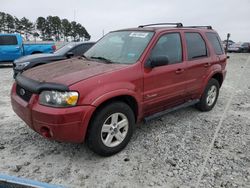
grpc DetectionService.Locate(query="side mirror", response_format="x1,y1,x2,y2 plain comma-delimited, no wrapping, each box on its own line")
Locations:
145,55,169,68
66,52,74,58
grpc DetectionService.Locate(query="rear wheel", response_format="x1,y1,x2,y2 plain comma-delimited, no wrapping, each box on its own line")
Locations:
87,102,135,156
196,78,220,112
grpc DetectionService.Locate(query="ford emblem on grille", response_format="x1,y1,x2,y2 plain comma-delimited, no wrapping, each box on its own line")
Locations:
19,88,26,96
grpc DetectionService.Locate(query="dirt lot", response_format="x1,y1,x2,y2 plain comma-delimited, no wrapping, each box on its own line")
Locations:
0,54,249,188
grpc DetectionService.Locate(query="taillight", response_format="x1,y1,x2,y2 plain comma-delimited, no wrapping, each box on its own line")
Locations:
52,45,56,51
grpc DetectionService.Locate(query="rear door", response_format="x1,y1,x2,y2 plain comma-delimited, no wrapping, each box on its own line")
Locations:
184,32,213,99
0,35,22,61
143,32,187,116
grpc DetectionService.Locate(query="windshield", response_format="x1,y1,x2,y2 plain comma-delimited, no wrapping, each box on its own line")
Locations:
84,31,154,64
54,43,76,55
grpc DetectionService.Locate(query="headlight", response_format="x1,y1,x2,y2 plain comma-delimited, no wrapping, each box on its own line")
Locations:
16,62,30,70
39,90,79,107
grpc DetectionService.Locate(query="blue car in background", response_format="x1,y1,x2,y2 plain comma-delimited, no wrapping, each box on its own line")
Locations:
0,33,56,63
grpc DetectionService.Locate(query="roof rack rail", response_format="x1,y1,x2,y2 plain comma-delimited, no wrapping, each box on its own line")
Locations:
184,26,213,29
138,23,183,28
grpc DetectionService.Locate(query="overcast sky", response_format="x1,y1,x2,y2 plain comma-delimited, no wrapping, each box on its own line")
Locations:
1,0,250,42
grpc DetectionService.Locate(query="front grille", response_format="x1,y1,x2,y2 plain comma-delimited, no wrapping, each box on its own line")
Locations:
16,84,33,102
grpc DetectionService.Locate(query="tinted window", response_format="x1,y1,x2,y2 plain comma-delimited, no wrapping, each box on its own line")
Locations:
185,33,207,60
0,36,18,45
70,44,93,56
71,45,83,56
206,33,224,55
150,33,182,64
54,43,76,55
79,43,94,53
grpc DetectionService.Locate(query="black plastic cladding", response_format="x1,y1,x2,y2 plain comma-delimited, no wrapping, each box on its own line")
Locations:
15,74,69,94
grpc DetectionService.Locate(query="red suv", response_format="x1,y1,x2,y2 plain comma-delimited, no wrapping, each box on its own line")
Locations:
11,23,227,156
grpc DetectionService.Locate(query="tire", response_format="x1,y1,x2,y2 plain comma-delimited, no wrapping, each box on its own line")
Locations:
87,102,135,156
196,78,220,112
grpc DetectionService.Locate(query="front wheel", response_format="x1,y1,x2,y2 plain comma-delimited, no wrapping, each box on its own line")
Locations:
87,102,135,156
196,78,220,112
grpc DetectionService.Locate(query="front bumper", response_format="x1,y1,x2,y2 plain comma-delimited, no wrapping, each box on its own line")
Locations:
11,83,96,143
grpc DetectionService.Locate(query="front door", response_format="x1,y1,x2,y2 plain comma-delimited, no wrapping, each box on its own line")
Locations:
143,32,187,116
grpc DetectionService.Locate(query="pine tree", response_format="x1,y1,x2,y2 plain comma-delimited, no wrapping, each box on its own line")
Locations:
0,12,6,32
71,21,78,41
36,17,46,40
5,14,15,32
61,18,71,41
20,17,34,40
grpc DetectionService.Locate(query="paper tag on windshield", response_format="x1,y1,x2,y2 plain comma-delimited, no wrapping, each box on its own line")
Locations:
129,32,148,38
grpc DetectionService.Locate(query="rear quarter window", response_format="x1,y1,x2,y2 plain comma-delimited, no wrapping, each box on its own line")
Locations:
0,36,18,45
206,32,224,55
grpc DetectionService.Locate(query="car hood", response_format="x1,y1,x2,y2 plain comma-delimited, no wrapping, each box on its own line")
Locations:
22,57,129,86
14,53,63,64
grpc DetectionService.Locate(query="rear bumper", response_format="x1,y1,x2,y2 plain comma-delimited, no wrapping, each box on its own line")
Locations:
11,83,95,143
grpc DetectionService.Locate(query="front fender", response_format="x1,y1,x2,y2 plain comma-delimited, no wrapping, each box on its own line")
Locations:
72,81,143,121
91,89,140,106
90,88,143,122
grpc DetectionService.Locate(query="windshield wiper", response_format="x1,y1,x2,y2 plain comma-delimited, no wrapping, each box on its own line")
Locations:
90,56,113,64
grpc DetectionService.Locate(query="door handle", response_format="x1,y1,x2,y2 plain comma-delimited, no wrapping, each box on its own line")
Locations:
204,62,211,67
175,68,184,74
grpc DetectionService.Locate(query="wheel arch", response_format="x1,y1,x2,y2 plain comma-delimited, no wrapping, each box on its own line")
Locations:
211,72,223,87
200,71,224,99
91,94,139,123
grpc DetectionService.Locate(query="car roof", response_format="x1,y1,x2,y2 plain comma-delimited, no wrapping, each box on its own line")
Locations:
117,27,215,33
115,23,215,34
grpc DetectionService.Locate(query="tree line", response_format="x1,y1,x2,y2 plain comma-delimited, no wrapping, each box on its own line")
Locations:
0,12,91,41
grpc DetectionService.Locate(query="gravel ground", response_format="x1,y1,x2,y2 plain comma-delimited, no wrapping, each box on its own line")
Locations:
0,54,249,188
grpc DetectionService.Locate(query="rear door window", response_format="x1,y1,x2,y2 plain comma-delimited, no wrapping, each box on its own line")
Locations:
206,32,224,55
185,33,208,60
0,36,18,45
